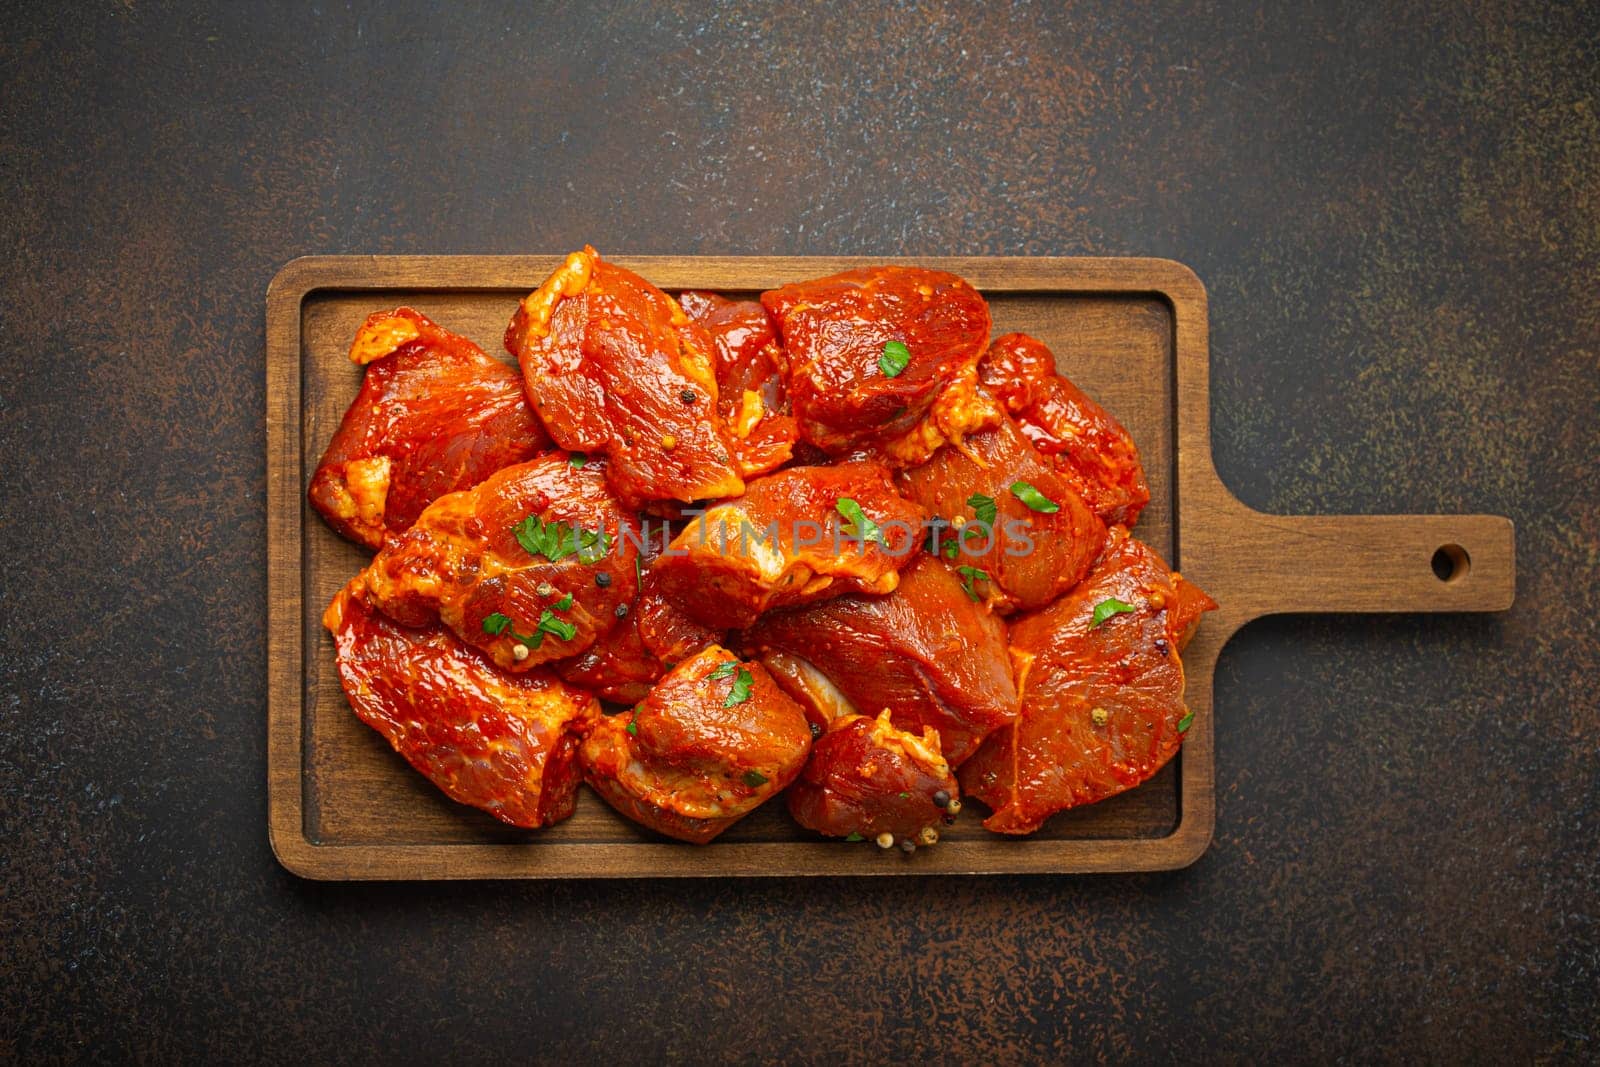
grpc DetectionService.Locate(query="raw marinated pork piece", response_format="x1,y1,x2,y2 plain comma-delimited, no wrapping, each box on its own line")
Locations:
742,555,1018,766
960,528,1217,834
652,460,926,630
580,646,813,843
678,289,797,478
505,247,744,509
761,266,996,464
898,409,1106,613
787,710,961,849
978,332,1150,527
358,455,640,672
325,581,597,828
310,307,548,549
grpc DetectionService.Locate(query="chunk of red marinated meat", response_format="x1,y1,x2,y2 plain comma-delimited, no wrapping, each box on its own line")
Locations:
787,710,960,848
310,307,548,550
978,332,1150,527
742,555,1018,766
651,460,925,630
959,528,1217,834
580,646,813,843
358,455,640,671
679,289,798,479
898,410,1106,612
324,581,597,828
505,248,744,509
761,266,994,463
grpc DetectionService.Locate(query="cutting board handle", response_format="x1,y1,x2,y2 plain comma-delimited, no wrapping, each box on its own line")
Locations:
1187,504,1515,629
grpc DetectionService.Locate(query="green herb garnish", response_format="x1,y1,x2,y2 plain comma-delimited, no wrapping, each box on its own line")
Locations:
553,593,574,611
707,661,739,682
723,667,755,708
878,340,910,377
898,792,911,799
1009,480,1060,514
513,514,609,562
481,608,576,650
923,520,960,559
836,497,885,547
967,492,997,527
1091,597,1137,627
535,611,577,643
1177,711,1195,733
743,770,769,788
569,453,587,468
844,832,865,842
956,565,991,602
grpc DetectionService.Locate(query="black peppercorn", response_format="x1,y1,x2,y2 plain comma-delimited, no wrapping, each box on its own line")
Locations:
595,572,612,587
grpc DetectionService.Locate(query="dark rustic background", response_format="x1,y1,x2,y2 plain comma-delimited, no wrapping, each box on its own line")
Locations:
3,1,1596,1062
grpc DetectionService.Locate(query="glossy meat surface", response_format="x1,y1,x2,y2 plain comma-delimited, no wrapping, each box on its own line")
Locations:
679,290,798,479
678,290,787,416
554,519,721,703
580,646,813,843
959,528,1217,834
761,266,992,458
359,455,640,671
743,555,1018,766
505,248,744,509
898,410,1106,612
309,307,548,550
787,711,959,845
324,581,598,828
979,332,1150,527
652,460,926,630
549,600,664,706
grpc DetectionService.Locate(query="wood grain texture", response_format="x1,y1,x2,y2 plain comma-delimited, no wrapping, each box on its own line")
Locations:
267,255,1514,880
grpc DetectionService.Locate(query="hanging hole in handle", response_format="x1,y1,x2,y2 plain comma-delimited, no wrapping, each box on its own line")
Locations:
1431,543,1471,583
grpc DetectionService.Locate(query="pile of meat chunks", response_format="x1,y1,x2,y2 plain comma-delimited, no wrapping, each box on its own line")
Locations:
313,247,1215,850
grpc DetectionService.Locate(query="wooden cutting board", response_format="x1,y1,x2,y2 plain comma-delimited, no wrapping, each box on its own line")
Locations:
266,256,1515,880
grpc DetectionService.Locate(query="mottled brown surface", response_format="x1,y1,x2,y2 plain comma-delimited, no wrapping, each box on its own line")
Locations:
1,1,1595,1062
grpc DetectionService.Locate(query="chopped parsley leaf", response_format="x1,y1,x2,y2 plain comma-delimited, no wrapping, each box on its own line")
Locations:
1009,480,1060,513
513,514,610,563
723,667,755,708
836,497,885,547
878,340,910,377
1091,597,1137,627
535,611,577,643
955,565,991,602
